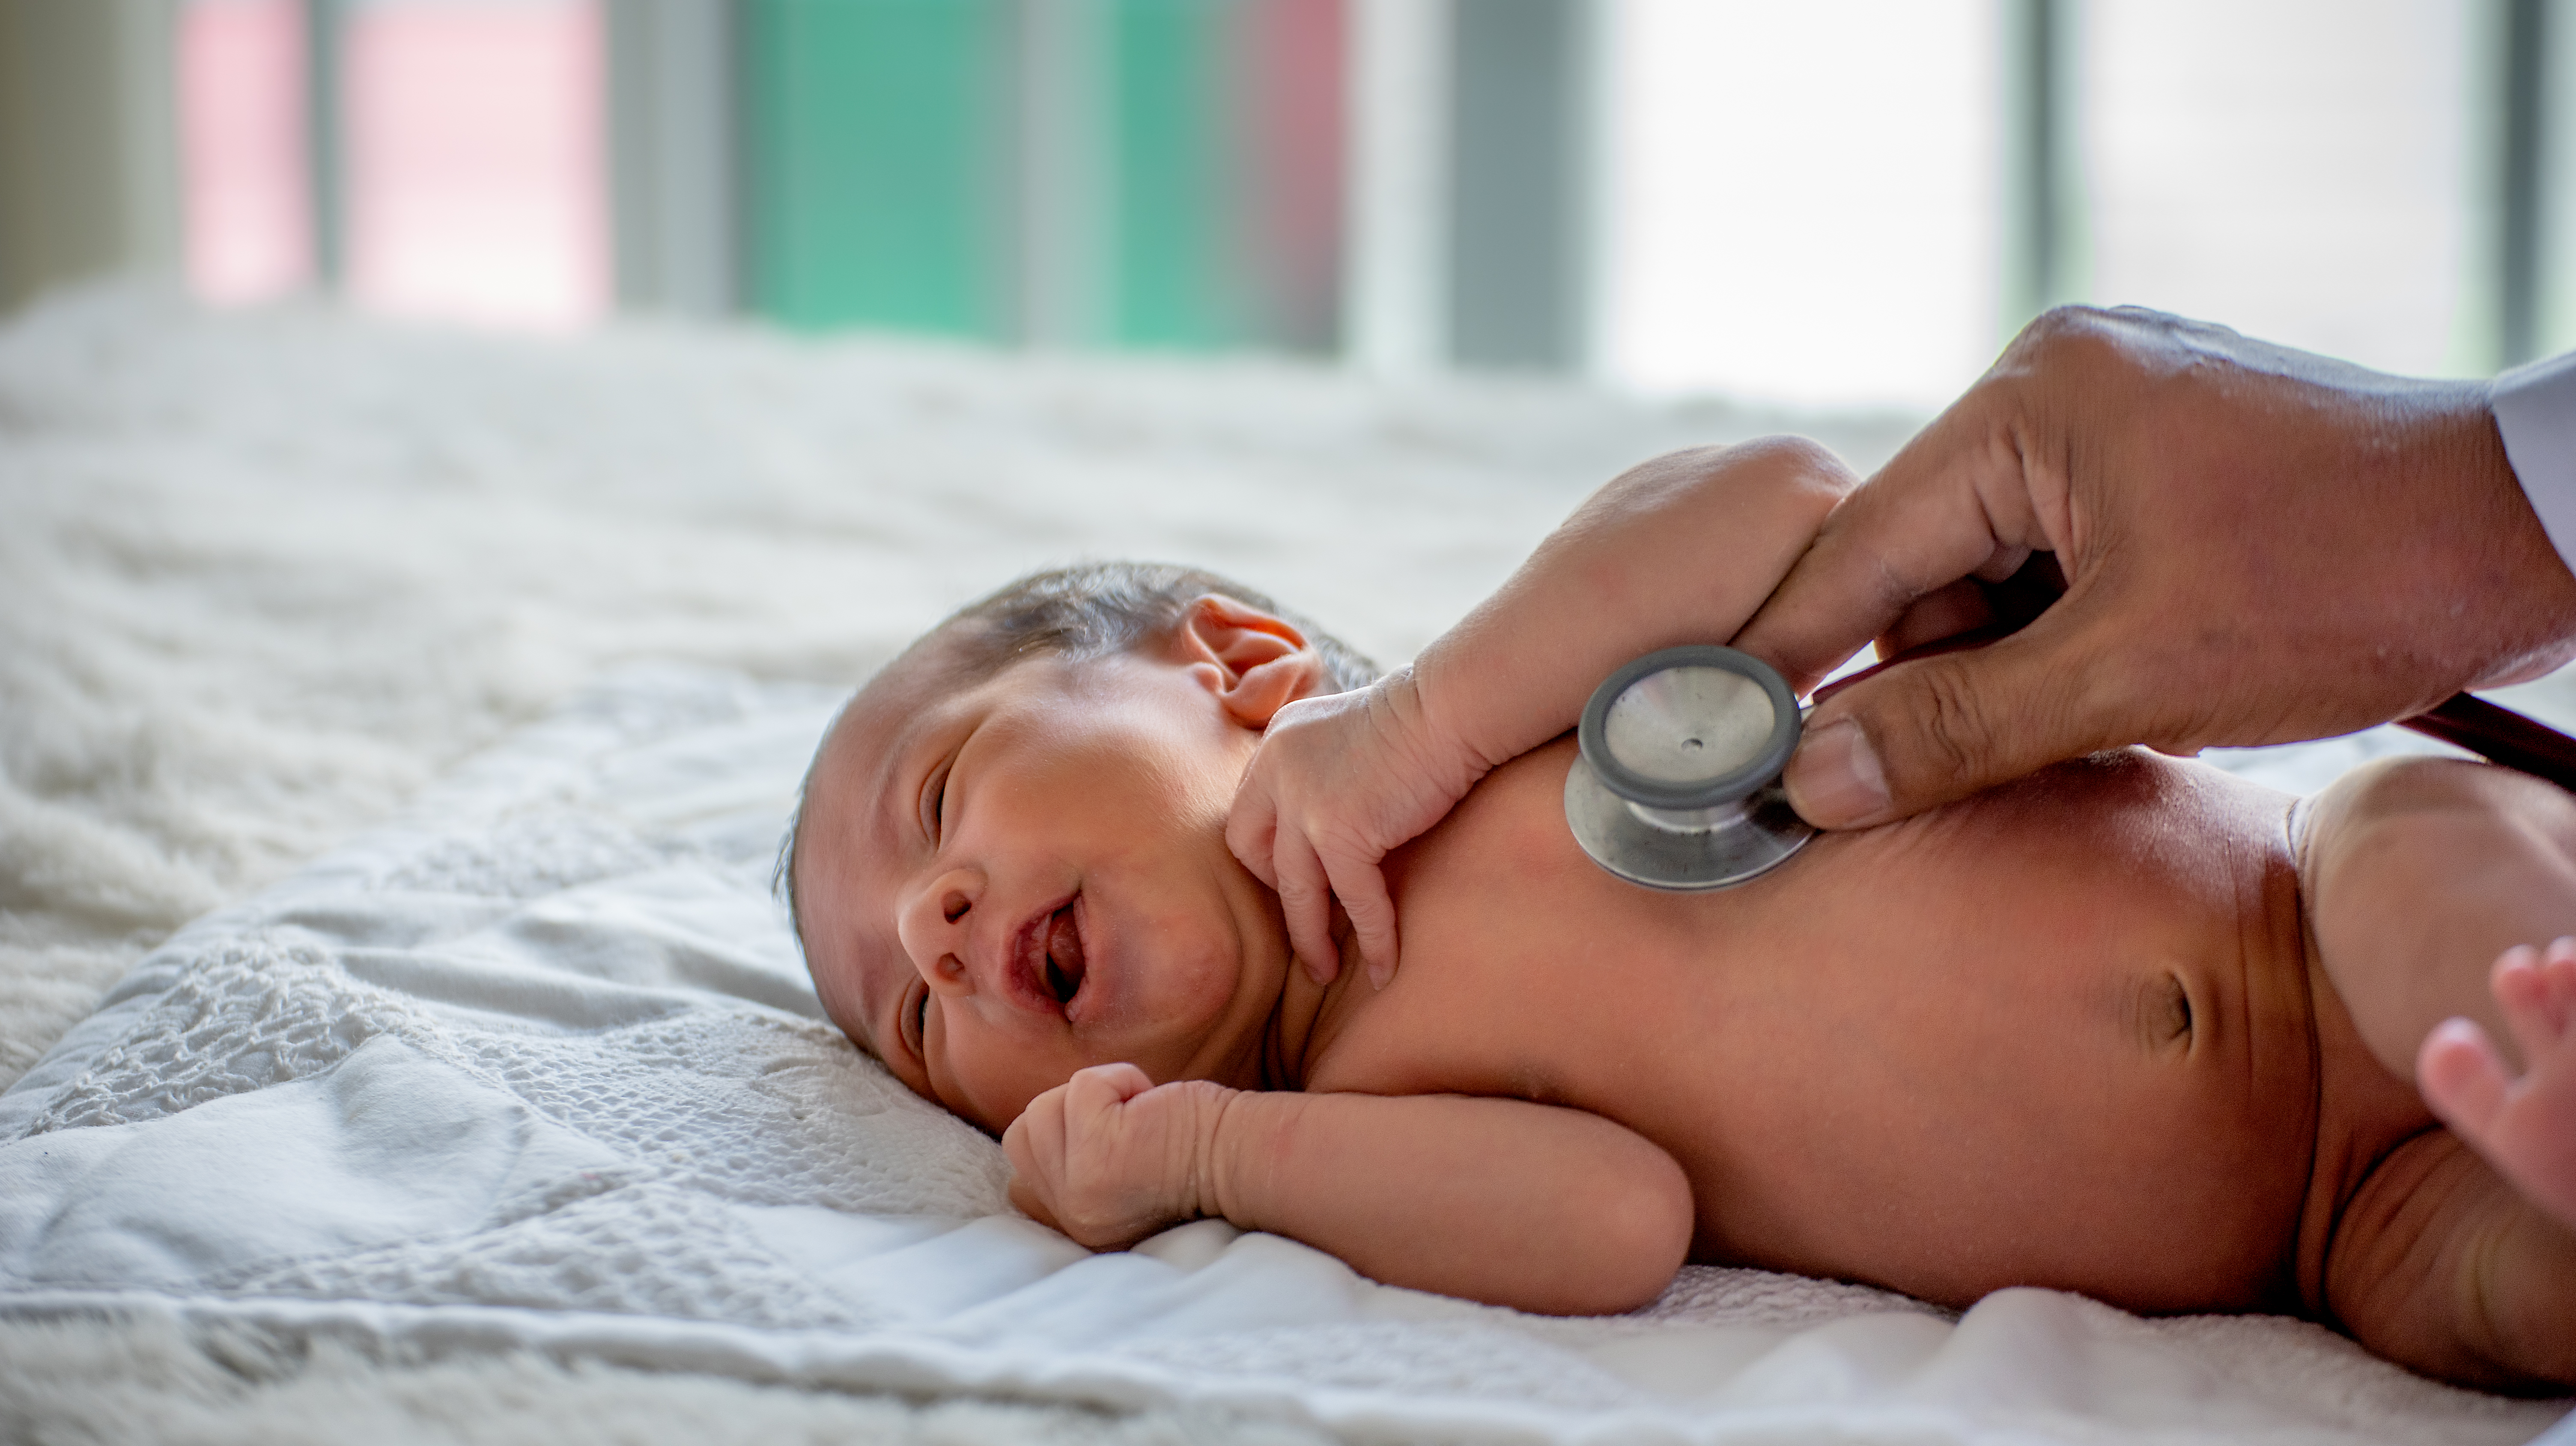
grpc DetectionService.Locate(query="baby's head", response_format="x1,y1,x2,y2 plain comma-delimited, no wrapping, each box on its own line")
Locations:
785,563,1377,1132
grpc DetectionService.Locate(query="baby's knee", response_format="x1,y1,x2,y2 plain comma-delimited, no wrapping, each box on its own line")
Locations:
2319,754,2576,839
2303,757,2576,925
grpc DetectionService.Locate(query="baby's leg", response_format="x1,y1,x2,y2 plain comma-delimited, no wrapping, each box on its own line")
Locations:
2325,1125,2576,1391
2299,757,2576,1385
2300,757,2576,1082
2420,940,2576,1233
2303,759,2576,1204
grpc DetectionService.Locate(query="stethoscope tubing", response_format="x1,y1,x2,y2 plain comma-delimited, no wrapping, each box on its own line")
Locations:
2399,693,2576,792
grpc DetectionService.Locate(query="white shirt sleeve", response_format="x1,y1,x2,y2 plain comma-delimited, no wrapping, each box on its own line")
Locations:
2493,350,2576,572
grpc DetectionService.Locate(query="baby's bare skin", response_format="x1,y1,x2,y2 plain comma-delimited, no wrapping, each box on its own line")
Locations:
801,627,2571,1386
1299,741,2348,1317
799,440,2576,1391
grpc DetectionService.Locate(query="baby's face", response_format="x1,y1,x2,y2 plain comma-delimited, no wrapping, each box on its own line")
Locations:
795,643,1297,1132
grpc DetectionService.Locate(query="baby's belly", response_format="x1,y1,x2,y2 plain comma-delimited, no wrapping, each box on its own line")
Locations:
1336,743,2327,1314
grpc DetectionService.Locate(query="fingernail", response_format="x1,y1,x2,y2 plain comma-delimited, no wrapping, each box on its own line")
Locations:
1305,954,1337,988
1787,718,1890,827
1368,959,1393,992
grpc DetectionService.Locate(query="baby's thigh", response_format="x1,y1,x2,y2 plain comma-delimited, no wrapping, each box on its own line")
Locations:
2301,757,2576,1080
2326,1126,2576,1391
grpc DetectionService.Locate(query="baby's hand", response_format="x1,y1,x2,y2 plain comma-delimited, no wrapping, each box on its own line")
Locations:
1226,669,1487,989
1002,1064,1234,1250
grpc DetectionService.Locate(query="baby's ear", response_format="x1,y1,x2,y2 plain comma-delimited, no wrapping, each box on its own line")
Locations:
1177,594,1329,727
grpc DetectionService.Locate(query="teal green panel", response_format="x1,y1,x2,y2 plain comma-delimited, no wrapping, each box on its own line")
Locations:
745,0,1005,335
1110,0,1242,348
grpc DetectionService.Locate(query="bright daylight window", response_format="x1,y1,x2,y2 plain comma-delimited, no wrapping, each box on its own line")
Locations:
1598,0,2543,409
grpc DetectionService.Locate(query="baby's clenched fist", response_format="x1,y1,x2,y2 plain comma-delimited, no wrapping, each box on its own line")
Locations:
1002,1064,1237,1250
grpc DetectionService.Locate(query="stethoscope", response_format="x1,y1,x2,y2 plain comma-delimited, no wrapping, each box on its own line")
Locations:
1563,645,1814,890
1566,640,2576,892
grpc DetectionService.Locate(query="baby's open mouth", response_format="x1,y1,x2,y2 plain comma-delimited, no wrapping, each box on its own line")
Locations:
1040,901,1086,1006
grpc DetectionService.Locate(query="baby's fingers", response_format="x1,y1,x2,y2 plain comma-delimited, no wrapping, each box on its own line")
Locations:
1225,784,1283,891
1271,833,1342,987
1322,855,1400,989
1008,1174,1063,1232
1003,1087,1071,1222
1066,1061,1156,1113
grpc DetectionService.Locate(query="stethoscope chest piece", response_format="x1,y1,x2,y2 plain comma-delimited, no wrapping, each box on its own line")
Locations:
1564,645,1815,890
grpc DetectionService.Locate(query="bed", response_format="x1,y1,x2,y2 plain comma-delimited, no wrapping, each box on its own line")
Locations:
2,284,2567,1446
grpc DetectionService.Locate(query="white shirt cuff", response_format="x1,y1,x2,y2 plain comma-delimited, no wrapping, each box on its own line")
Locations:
2494,350,2576,574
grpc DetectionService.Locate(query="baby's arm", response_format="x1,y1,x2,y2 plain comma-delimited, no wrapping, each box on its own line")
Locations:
1230,438,1857,985
1004,1065,1694,1315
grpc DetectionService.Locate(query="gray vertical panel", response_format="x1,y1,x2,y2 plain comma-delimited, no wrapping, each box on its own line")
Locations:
304,0,340,288
1447,0,1583,370
1026,0,1112,348
608,3,657,308
1011,0,1108,347
116,0,182,280
608,0,735,316
2001,0,2081,338
2503,0,2548,366
0,0,182,312
1344,0,1449,374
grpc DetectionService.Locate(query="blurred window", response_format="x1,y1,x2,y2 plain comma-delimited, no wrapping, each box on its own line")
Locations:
743,0,1011,336
1597,0,2539,409
343,0,609,331
1598,0,2006,411
180,0,313,303
2081,0,2479,378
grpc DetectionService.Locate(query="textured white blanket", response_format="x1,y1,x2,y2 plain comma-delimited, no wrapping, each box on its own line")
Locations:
1,287,2568,1444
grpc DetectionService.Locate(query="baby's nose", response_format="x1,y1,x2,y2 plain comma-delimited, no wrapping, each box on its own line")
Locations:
901,868,984,991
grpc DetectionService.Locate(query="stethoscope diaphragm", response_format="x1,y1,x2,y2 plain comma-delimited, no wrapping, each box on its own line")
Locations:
1564,645,1815,890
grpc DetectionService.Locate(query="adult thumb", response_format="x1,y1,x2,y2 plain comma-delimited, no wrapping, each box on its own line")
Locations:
1783,635,2096,828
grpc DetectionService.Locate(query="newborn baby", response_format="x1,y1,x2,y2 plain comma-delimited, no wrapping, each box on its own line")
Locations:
785,439,2576,1392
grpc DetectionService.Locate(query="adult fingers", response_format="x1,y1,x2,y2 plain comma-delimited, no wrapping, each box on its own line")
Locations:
1875,578,1999,661
1736,402,2049,694
1783,626,2102,828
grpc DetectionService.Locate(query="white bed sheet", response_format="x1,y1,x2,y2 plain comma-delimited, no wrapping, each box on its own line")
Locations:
2,661,2561,1446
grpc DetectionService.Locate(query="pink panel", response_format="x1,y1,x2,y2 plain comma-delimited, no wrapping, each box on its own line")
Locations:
180,0,312,305
343,0,608,332
1241,0,1344,349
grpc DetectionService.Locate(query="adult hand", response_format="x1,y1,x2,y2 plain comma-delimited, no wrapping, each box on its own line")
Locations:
1734,306,2576,828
